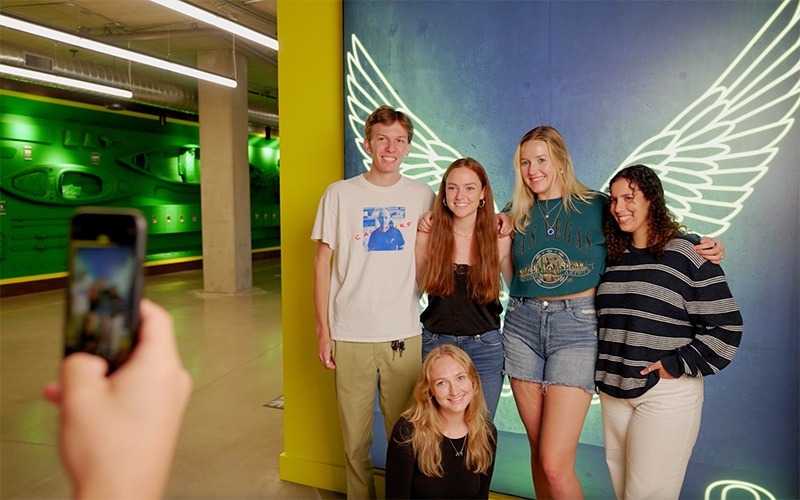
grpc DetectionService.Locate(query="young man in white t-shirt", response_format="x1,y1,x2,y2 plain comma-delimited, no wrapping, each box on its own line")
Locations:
312,106,435,499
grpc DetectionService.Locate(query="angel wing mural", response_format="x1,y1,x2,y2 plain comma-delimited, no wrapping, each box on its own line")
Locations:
604,0,799,236
346,0,800,237
345,1,799,497
345,37,461,190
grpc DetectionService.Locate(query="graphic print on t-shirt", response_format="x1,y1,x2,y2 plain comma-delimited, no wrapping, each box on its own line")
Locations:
362,206,408,251
517,247,594,289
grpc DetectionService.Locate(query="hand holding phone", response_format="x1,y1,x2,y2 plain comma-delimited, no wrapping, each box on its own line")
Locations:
64,208,146,373
46,299,192,499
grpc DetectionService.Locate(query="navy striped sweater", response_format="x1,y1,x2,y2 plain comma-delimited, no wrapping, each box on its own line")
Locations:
595,236,743,399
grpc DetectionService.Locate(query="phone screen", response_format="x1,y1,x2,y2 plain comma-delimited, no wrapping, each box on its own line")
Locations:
65,210,145,372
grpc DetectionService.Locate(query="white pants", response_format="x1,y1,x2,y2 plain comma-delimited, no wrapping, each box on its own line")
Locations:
600,376,704,500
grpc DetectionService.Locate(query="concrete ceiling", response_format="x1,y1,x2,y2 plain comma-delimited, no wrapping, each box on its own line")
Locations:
0,0,278,119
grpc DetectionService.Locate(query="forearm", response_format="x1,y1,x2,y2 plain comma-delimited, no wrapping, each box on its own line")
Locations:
415,231,429,284
664,320,742,377
666,268,743,376
497,234,514,286
313,244,333,339
313,281,330,340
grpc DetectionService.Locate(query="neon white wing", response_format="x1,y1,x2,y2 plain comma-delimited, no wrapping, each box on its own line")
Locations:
345,34,461,190
346,0,799,237
604,0,800,237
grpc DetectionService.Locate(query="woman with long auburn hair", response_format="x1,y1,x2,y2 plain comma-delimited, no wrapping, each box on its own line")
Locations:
415,158,513,419
385,344,497,499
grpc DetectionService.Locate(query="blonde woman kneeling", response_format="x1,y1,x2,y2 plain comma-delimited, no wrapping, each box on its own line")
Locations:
385,345,497,499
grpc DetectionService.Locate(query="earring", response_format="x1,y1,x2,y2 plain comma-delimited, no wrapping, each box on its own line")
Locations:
479,199,486,208
443,198,448,207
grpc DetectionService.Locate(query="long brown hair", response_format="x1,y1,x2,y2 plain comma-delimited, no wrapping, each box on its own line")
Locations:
400,345,495,477
603,164,686,263
509,126,596,233
419,158,500,305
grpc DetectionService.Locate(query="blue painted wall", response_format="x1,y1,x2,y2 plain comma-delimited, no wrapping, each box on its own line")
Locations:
344,1,800,498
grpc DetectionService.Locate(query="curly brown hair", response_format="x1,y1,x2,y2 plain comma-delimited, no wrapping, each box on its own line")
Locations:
603,164,686,263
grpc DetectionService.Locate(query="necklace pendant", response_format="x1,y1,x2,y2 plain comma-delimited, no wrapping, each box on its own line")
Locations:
545,214,550,219
447,436,467,457
547,228,555,236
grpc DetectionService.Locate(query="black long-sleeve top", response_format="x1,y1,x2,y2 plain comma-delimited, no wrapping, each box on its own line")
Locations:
385,417,497,499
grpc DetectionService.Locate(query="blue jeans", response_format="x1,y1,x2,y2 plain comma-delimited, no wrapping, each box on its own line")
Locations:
421,328,504,419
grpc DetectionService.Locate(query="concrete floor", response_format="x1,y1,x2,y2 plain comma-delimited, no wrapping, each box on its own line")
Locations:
0,258,345,499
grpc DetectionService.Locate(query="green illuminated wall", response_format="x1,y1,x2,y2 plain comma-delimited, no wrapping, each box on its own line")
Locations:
0,90,281,283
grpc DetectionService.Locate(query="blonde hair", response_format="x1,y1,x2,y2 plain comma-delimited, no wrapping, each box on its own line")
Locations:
399,345,495,477
509,126,596,233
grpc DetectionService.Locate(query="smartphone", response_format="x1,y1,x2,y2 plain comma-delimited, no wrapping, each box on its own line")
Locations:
64,208,147,373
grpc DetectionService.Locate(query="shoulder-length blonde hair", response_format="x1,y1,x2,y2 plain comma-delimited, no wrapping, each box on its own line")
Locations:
399,344,495,477
509,126,596,233
419,158,500,305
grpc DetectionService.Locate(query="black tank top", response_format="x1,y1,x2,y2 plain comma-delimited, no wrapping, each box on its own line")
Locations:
420,264,502,335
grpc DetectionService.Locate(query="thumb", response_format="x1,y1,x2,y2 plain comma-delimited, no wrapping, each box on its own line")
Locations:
60,353,110,405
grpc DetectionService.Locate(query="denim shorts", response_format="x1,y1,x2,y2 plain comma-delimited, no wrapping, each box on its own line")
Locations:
502,295,597,393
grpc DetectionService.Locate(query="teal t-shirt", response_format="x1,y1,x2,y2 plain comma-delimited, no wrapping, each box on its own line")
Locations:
510,193,607,297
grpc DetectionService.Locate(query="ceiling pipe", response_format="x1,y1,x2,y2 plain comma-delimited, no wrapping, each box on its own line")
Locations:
95,29,278,67
0,39,278,128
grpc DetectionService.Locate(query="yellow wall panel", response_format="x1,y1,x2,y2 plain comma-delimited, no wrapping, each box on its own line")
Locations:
277,0,346,493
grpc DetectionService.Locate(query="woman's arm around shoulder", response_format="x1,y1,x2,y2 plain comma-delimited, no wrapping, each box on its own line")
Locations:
415,229,431,284
498,234,514,286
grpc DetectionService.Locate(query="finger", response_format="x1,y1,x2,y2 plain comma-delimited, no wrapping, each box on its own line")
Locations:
696,236,715,249
60,352,110,399
129,299,178,363
42,381,62,404
118,299,192,401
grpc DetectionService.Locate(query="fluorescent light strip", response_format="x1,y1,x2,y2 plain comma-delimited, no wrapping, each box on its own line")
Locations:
0,14,237,88
0,63,133,98
150,0,278,51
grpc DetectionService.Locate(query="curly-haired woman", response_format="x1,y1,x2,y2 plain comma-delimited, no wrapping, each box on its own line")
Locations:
596,164,743,499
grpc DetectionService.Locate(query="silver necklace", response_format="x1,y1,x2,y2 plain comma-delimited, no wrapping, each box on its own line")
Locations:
536,198,563,236
453,230,473,238
446,435,467,457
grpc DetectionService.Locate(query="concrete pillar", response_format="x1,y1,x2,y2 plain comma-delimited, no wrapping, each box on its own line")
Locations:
197,49,252,294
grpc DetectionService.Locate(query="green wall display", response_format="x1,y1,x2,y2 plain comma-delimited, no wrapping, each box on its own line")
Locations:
0,91,281,282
